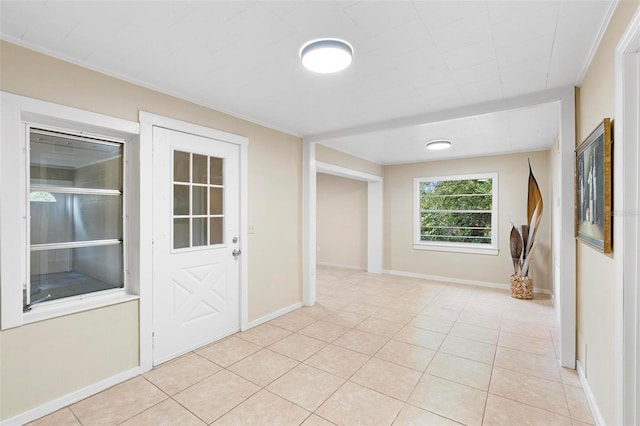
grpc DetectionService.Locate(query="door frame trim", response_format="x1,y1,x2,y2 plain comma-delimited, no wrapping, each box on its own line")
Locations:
614,8,640,425
138,111,249,371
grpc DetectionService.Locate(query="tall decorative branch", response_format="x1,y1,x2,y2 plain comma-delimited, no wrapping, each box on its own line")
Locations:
510,160,543,277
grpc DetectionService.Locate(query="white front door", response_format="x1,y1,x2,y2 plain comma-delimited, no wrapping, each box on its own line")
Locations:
152,126,241,365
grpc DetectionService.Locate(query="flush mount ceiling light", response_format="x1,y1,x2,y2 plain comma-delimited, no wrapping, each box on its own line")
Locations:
425,139,453,151
300,39,353,73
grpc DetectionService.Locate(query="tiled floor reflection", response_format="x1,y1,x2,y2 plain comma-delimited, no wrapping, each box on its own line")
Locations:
30,266,594,425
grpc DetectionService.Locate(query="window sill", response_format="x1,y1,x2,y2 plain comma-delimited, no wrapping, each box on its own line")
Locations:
413,243,499,256
23,290,139,326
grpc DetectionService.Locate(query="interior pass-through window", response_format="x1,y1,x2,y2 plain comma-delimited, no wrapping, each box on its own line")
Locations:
26,128,124,310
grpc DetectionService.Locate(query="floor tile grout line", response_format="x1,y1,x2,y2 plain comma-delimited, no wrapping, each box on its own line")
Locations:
67,405,83,426
206,377,263,424
481,313,502,426
147,351,225,397
169,394,212,425
235,324,295,347
495,308,569,418
560,378,593,423
226,352,302,389
114,377,171,425
487,390,574,421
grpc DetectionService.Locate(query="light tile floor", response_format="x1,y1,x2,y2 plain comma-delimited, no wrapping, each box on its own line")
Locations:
30,266,594,425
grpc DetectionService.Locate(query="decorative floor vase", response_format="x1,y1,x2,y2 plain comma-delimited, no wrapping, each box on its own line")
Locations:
510,275,533,299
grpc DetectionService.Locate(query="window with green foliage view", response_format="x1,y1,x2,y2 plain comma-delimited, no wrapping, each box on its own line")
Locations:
415,173,498,250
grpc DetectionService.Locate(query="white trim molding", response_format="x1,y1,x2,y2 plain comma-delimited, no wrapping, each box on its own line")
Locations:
316,161,382,182
577,361,606,426
576,1,620,86
244,302,303,330
0,367,143,426
316,261,366,271
302,140,317,306
558,87,577,368
614,8,640,426
384,269,552,295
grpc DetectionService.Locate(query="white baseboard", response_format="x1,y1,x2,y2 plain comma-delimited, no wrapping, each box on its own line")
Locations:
383,269,552,295
1,367,143,426
243,302,303,330
316,261,366,271
4,301,305,425
577,360,606,426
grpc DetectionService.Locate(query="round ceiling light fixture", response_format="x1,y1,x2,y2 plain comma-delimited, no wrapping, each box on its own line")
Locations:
300,39,353,73
425,139,453,151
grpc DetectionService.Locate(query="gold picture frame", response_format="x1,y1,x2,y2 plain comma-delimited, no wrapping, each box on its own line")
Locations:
575,118,612,253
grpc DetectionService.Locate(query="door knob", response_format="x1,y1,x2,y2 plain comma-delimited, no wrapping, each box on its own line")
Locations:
232,249,241,259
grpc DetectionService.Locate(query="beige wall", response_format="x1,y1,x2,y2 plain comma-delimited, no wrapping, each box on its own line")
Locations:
384,151,551,290
316,144,384,176
317,173,368,269
0,301,139,419
0,41,302,420
0,40,302,319
575,2,639,424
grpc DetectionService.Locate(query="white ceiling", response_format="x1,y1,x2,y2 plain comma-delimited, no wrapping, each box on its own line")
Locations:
318,101,561,164
0,1,614,164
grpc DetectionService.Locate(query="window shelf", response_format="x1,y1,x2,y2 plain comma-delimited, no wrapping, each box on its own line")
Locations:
31,239,122,251
30,185,121,196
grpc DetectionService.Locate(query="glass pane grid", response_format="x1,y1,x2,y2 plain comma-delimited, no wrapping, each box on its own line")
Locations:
172,151,225,250
421,209,492,213
418,176,493,246
421,225,491,230
422,193,492,197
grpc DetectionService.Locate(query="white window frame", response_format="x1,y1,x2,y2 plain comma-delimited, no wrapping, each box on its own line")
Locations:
26,125,127,311
413,172,499,255
1,92,140,329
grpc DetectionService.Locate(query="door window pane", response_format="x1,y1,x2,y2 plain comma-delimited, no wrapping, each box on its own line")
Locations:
193,154,208,184
210,217,224,245
192,186,207,215
174,184,189,215
192,218,208,247
174,151,190,183
174,218,190,249
210,187,223,215
210,157,223,185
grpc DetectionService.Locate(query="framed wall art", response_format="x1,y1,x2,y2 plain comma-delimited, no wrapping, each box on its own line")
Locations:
575,118,612,253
